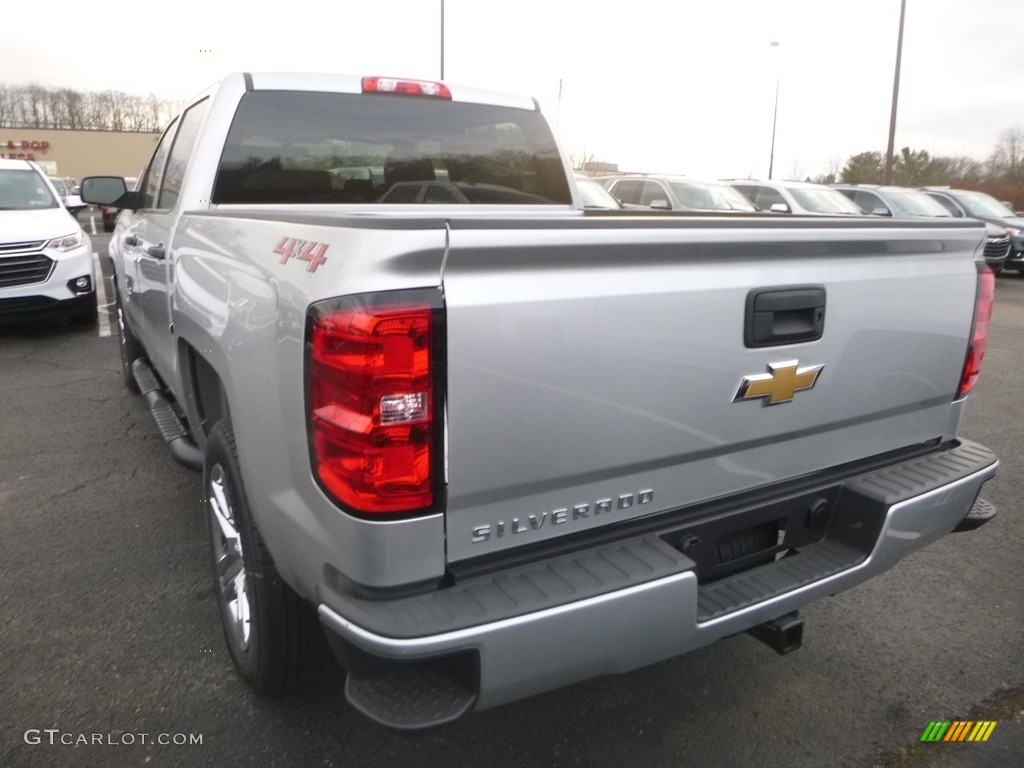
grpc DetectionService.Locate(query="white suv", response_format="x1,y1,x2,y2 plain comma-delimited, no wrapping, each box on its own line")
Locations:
726,179,864,215
0,159,96,323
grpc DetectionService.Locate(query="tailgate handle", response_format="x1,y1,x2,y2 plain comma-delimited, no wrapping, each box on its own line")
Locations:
745,286,825,347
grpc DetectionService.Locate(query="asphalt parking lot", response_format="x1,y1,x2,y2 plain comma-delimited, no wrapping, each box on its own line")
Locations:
1,228,1022,768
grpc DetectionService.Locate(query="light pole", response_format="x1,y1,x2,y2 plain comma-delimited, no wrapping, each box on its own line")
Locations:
884,0,907,184
440,0,445,79
768,41,781,180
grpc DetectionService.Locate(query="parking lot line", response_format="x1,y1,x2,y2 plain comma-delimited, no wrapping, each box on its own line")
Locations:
93,251,112,338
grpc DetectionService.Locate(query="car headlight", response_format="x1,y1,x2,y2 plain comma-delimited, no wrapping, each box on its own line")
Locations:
45,230,86,252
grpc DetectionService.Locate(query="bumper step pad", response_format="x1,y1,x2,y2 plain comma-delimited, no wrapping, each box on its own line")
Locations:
345,665,476,730
697,540,862,622
953,497,997,532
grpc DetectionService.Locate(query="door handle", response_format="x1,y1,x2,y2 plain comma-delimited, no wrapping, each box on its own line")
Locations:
745,286,826,347
145,243,166,260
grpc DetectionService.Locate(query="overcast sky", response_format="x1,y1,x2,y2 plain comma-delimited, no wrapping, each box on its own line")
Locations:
5,0,1024,180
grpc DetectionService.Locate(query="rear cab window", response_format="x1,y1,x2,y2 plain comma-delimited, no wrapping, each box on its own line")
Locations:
212,92,572,206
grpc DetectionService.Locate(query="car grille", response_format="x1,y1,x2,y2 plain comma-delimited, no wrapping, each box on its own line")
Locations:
0,239,46,255
984,236,1011,261
0,243,55,288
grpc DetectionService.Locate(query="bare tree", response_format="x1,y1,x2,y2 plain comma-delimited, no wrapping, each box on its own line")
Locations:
46,87,68,129
0,85,15,126
988,127,1024,183
25,85,49,127
62,88,84,130
931,155,984,185
0,81,178,131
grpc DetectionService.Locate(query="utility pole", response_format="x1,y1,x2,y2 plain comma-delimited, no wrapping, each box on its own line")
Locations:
884,0,907,184
440,0,445,79
768,42,781,180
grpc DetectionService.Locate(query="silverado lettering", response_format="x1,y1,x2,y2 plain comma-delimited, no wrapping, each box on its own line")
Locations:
471,489,655,542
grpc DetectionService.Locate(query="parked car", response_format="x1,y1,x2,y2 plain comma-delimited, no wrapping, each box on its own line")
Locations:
832,184,952,218
0,159,96,323
921,187,1024,272
603,175,756,212
833,184,1009,273
101,176,138,232
726,179,864,215
47,176,86,218
575,175,622,209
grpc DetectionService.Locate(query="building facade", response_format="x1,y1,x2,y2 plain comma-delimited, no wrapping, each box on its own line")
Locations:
0,127,160,182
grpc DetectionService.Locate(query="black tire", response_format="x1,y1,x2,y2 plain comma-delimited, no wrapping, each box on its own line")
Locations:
103,220,114,233
204,420,321,694
114,285,143,392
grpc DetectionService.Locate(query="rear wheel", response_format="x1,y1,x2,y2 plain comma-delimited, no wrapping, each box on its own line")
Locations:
204,420,321,694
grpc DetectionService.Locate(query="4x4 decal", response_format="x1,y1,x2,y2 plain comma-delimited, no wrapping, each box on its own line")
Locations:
273,237,328,273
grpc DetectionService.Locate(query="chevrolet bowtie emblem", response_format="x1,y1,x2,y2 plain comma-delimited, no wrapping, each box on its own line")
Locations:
734,360,824,405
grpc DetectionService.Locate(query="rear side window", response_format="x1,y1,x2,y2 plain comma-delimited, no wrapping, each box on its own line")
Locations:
640,181,668,206
925,193,963,217
611,180,643,205
737,185,786,211
850,190,884,213
212,92,571,205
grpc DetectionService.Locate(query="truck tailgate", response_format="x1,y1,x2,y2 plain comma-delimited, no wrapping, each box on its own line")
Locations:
441,216,984,562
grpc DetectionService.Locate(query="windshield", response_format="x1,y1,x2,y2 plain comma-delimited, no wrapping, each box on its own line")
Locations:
670,181,755,211
953,191,1016,218
884,189,952,217
0,169,59,210
789,187,863,214
214,91,572,205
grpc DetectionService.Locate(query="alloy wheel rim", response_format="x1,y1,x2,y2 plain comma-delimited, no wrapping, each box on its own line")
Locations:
208,463,251,651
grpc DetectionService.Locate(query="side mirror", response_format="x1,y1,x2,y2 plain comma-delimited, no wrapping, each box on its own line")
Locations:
81,176,135,208
649,199,672,210
870,206,891,216
769,203,790,213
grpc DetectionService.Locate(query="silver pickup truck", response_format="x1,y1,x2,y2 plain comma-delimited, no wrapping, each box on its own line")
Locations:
82,72,999,730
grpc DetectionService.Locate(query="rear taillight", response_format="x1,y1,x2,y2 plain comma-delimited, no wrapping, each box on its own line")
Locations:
957,264,995,399
361,76,452,100
307,292,442,515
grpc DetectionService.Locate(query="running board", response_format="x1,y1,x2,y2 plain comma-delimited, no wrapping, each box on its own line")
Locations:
131,359,203,472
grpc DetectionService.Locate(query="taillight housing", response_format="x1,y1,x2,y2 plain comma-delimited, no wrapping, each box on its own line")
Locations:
956,264,995,399
307,290,444,516
361,76,452,100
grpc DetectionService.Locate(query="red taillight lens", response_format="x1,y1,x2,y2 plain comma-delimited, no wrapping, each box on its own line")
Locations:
308,299,437,514
957,265,995,399
361,76,452,100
